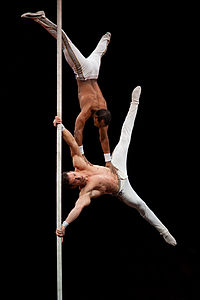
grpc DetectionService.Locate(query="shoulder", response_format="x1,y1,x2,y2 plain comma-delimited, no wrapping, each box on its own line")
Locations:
73,155,88,170
73,155,93,171
76,104,92,122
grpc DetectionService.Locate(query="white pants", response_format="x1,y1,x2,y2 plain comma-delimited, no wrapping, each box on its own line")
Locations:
111,88,169,236
35,16,110,80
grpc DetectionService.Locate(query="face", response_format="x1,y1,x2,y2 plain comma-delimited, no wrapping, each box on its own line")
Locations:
67,172,87,188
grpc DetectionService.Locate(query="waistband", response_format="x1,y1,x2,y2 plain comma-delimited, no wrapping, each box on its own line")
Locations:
112,171,122,197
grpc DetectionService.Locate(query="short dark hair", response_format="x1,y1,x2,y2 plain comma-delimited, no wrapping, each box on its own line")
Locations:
95,109,111,126
62,172,72,189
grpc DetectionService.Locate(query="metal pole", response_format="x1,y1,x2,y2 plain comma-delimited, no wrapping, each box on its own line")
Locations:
56,0,62,300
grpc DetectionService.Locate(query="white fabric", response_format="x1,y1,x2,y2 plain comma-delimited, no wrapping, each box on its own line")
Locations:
35,15,110,80
79,145,84,154
111,86,176,245
62,220,69,228
104,153,111,162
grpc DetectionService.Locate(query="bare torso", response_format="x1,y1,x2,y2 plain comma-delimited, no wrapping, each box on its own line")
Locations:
77,79,107,112
76,163,119,195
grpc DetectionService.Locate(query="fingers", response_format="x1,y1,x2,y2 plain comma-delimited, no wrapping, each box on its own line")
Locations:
53,116,62,127
56,228,65,237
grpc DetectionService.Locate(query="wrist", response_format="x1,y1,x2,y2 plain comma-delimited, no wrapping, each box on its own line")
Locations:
56,123,65,131
104,153,111,162
62,220,69,228
79,145,84,154
60,124,65,131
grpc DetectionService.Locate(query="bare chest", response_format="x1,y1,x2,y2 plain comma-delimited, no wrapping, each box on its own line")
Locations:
87,169,119,194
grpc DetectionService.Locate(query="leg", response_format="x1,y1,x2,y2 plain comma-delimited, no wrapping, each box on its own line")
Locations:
111,86,141,178
119,179,177,246
21,11,87,80
88,32,111,60
86,32,111,77
21,11,110,80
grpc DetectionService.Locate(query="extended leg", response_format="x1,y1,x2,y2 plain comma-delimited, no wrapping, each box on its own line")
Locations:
21,11,87,79
119,179,177,246
21,11,111,80
111,86,141,178
87,32,111,69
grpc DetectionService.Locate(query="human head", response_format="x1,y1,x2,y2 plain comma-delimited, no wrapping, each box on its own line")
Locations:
62,171,87,189
93,109,111,128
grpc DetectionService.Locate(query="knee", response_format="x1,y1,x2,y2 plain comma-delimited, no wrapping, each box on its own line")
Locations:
126,196,146,216
136,200,147,217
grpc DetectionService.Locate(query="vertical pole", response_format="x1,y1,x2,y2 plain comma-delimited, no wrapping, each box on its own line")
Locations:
57,0,62,300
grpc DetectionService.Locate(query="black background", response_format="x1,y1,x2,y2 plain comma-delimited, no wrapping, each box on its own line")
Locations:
14,1,199,299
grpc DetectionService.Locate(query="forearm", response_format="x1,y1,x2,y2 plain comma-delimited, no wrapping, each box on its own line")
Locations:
59,192,100,237
100,137,110,154
99,127,110,155
57,204,85,238
60,126,82,158
74,111,88,146
65,205,83,225
62,127,76,148
64,194,91,225
74,128,83,146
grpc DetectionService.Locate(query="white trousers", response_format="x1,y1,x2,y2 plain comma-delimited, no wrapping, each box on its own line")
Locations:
35,16,110,80
111,87,169,236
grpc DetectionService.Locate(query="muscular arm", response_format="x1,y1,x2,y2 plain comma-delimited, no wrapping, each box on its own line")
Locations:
62,127,80,157
53,116,90,169
99,126,110,154
62,190,102,226
62,127,89,170
74,106,91,146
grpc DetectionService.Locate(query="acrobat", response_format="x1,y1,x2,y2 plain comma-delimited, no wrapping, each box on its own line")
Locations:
21,11,112,165
54,86,177,246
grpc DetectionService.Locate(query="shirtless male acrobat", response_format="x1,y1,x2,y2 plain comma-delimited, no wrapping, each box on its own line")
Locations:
22,11,112,165
54,86,177,246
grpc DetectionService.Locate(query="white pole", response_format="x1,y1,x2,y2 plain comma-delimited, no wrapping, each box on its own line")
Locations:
56,0,62,300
